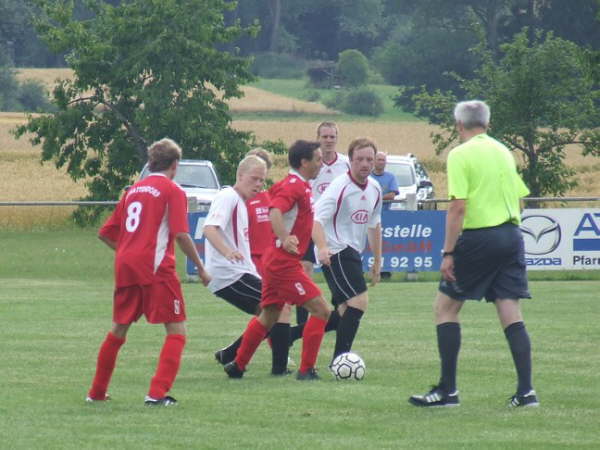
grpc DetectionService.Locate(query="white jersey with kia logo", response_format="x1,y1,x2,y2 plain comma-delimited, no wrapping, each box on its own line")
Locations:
310,152,350,201
203,187,259,292
314,172,382,255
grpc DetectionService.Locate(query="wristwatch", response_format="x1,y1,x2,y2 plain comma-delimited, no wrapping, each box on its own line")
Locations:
441,250,454,257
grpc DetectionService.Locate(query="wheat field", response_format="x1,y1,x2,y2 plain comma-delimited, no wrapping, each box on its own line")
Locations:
2,69,599,227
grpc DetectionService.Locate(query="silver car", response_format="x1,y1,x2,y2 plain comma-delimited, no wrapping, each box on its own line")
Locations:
385,155,434,210
140,159,221,212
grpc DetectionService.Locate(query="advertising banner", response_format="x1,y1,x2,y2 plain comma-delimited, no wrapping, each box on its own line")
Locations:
186,208,600,276
521,209,600,270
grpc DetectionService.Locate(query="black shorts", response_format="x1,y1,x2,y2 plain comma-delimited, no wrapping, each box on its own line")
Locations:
214,273,262,315
322,246,367,306
301,239,317,263
439,222,531,302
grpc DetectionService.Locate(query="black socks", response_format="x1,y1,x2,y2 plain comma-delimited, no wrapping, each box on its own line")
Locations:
504,321,533,395
437,322,461,393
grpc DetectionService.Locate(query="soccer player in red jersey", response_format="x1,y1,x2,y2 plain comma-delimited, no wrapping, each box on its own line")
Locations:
297,122,349,327
86,138,210,407
224,140,332,380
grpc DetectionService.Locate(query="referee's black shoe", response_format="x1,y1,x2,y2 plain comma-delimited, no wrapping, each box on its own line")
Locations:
224,361,245,379
409,385,460,407
508,390,539,408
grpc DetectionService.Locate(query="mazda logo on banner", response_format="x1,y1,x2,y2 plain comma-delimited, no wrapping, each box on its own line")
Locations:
520,215,562,255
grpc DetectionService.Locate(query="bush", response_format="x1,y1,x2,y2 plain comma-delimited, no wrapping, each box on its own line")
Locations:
337,49,369,87
306,61,337,88
323,89,346,110
324,87,384,117
341,87,384,116
250,52,306,79
17,80,54,112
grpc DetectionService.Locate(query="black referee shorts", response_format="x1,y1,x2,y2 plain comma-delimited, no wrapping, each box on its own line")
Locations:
322,246,367,306
214,273,262,315
439,222,531,302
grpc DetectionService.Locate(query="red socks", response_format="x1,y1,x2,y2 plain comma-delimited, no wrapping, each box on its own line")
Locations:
235,317,269,370
300,316,327,373
88,332,126,400
148,334,186,399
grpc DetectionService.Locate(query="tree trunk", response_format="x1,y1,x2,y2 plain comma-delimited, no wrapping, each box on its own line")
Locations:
268,0,281,52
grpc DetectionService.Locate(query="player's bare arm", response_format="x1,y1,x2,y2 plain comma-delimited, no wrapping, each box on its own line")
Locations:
440,199,466,282
367,223,382,286
269,207,299,254
311,220,331,266
175,233,211,286
98,234,117,250
203,225,244,262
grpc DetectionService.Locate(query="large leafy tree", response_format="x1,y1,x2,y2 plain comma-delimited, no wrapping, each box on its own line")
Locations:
402,30,600,198
16,0,258,222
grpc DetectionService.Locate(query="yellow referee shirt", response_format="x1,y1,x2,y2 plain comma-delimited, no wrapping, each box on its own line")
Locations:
447,133,530,229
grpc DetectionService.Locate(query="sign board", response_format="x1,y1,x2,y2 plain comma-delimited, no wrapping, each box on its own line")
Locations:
186,208,600,275
521,209,600,270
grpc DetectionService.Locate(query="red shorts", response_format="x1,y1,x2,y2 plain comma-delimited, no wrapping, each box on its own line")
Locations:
113,278,186,324
261,263,321,308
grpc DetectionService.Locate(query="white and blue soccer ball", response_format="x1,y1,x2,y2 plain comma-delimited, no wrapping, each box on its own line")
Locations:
329,352,366,381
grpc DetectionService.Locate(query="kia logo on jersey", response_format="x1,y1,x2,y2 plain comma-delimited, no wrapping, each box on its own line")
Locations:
317,183,330,194
351,210,369,224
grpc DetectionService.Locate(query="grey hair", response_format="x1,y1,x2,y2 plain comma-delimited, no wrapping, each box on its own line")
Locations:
454,100,490,129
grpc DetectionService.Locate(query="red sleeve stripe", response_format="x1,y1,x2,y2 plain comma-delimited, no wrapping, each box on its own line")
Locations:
232,203,239,248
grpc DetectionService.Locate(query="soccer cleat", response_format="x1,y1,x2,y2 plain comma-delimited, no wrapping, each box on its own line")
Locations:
144,395,177,406
509,390,539,408
85,393,111,402
271,368,292,377
214,349,228,366
409,385,460,407
296,368,320,381
224,361,245,379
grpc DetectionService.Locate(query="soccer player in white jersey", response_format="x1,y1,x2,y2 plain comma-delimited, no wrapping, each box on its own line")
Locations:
313,137,383,359
203,155,291,374
296,121,350,328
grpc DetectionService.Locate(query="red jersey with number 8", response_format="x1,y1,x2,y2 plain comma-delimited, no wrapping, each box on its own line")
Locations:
99,173,189,287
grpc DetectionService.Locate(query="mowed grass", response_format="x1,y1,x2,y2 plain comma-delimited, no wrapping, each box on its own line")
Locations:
1,229,599,449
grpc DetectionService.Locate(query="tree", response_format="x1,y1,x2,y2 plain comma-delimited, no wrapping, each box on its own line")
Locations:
402,30,600,198
337,49,369,87
15,0,258,223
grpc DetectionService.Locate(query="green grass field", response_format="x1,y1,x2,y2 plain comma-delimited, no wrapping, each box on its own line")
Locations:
1,229,599,449
248,78,418,122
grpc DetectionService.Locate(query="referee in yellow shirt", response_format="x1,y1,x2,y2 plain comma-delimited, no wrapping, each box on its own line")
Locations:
409,100,539,408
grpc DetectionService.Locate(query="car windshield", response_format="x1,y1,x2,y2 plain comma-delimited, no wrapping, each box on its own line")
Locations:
141,164,218,189
387,162,415,187
174,165,219,189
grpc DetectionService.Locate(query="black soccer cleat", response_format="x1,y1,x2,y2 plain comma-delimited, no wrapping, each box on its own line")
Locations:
144,395,177,406
409,385,460,407
296,368,320,381
509,390,539,408
224,361,245,379
214,349,228,366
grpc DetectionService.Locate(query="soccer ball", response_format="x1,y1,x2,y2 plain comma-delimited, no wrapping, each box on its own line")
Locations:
329,352,366,381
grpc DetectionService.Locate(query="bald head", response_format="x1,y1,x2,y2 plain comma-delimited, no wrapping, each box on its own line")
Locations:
374,151,387,173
